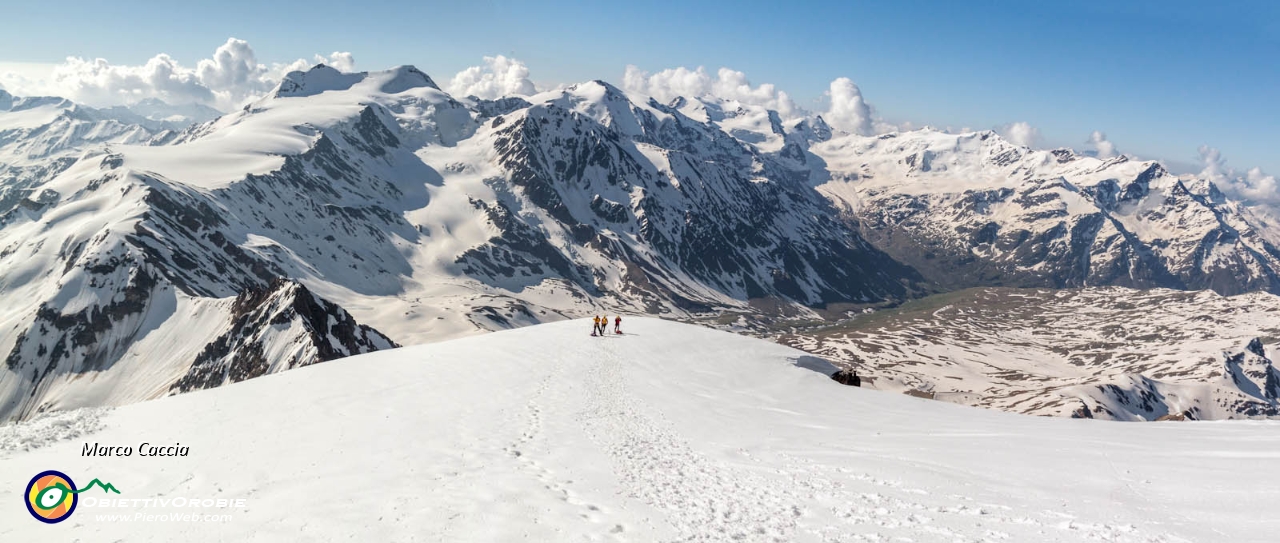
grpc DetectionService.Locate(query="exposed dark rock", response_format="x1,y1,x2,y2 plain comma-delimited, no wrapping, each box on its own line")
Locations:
831,369,862,387
473,96,533,118
5,265,157,373
590,194,628,223
170,279,397,394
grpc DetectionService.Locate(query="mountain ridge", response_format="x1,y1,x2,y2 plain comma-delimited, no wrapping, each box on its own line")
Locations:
2,63,1279,421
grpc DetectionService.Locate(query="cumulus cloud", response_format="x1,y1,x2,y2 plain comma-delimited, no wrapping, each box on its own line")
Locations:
622,65,907,137
0,63,60,98
3,38,356,111
1198,145,1230,184
998,121,1042,148
620,64,913,138
1198,145,1280,206
269,51,357,82
50,54,215,106
825,77,873,136
622,65,800,118
321,52,356,73
1088,131,1118,158
193,39,268,96
1244,167,1279,200
447,55,536,99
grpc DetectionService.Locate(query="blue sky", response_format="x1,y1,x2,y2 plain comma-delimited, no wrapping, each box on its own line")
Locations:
1,0,1276,173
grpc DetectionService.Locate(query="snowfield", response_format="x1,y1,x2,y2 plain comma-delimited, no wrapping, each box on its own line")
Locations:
2,318,1278,542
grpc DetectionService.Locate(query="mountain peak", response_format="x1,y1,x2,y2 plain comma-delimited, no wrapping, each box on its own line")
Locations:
124,98,223,125
375,65,439,94
271,64,440,100
792,115,833,142
274,64,367,98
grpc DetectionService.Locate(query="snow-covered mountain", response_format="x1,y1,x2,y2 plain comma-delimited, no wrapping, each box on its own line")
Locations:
0,65,923,420
3,319,1278,542
121,98,223,125
3,63,1280,421
777,287,1280,421
814,130,1280,294
1,89,161,217
0,90,211,230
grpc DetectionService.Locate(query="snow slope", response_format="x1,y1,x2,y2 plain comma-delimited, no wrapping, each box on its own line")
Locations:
2,318,1277,542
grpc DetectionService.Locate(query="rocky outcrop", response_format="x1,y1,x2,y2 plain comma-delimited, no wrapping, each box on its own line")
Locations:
171,279,396,393
1220,338,1280,416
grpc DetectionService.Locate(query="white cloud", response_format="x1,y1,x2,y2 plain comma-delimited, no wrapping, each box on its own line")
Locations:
1198,145,1229,184
0,38,356,111
447,55,536,99
269,52,358,84
194,38,267,97
826,77,873,136
1088,131,1118,158
50,54,215,106
622,65,800,118
322,52,356,73
998,121,1042,148
622,65,899,136
1,64,60,98
1198,145,1280,206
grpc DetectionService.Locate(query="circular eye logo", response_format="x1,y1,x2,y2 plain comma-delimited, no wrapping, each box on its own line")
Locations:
25,470,78,524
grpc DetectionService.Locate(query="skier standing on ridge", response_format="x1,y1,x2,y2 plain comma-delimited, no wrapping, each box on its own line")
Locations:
592,315,601,336
614,315,622,334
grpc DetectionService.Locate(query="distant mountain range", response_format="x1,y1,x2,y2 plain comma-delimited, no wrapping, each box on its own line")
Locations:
2,64,1278,421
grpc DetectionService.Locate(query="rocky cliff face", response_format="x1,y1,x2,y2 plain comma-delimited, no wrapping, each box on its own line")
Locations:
1220,338,1280,416
484,82,924,309
171,279,396,394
